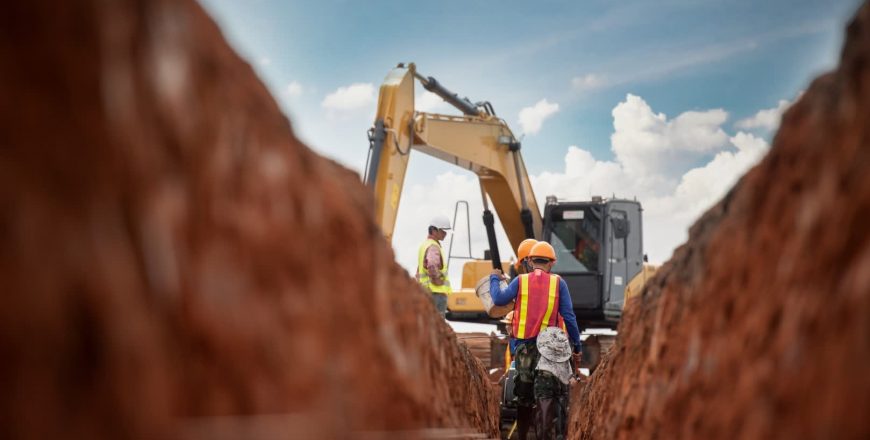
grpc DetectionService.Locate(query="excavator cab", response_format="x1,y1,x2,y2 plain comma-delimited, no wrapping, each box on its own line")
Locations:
542,198,644,328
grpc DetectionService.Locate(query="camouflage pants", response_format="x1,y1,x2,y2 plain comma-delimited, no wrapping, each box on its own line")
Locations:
513,343,539,407
515,343,570,400
514,342,571,439
534,370,569,399
534,371,569,440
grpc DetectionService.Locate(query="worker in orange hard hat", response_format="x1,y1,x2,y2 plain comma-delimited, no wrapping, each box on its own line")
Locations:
489,241,582,440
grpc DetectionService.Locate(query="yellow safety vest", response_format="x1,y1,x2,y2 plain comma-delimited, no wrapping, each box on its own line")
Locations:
417,239,451,294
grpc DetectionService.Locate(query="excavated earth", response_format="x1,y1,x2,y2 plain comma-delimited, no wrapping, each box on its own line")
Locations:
0,0,498,438
570,3,870,439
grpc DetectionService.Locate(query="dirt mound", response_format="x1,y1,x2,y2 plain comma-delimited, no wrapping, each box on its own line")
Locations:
570,3,870,439
0,0,497,438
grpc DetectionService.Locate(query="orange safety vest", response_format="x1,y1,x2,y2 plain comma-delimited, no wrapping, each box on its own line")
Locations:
512,269,565,340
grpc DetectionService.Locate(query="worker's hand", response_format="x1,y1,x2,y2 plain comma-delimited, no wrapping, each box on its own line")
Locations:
572,352,583,374
428,269,444,285
491,269,506,280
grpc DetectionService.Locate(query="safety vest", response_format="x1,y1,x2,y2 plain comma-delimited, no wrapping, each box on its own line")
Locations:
417,239,451,294
512,269,564,340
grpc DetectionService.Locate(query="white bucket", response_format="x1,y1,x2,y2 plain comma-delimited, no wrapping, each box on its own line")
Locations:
475,276,514,318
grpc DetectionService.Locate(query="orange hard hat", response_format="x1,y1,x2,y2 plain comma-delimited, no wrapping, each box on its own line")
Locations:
529,241,557,262
514,239,538,268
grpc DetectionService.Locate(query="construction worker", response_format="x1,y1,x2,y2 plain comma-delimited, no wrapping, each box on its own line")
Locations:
489,241,582,440
500,239,536,369
416,215,452,316
574,231,600,271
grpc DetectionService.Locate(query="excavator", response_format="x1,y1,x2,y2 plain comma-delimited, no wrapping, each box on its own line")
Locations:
364,63,651,370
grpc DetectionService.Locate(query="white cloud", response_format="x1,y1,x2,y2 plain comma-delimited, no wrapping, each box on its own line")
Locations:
735,98,795,132
668,131,767,214
284,81,303,97
417,91,451,113
392,94,776,274
321,83,375,111
518,99,560,135
571,74,606,91
535,95,769,263
258,57,271,67
533,147,631,202
611,94,729,178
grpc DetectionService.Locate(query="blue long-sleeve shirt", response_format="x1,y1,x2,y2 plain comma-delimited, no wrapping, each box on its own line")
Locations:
491,272,582,353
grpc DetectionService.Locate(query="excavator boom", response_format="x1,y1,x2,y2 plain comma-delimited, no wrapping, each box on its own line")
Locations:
365,63,543,259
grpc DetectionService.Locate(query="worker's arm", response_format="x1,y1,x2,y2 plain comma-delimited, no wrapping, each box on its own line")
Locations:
490,275,519,306
425,244,445,285
558,278,582,353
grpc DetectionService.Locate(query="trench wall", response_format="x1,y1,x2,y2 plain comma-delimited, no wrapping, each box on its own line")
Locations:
570,3,870,439
0,1,498,438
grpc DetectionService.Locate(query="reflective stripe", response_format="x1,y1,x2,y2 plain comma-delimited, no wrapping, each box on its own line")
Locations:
517,274,529,339
540,275,559,331
514,272,563,340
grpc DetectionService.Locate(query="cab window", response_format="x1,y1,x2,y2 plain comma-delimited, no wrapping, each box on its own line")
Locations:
549,207,601,273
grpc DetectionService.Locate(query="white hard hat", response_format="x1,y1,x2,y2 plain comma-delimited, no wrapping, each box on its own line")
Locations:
429,215,452,230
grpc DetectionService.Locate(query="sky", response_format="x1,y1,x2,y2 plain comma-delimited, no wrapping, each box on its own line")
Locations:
200,0,860,281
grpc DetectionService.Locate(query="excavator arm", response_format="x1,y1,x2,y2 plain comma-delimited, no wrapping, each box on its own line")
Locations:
365,63,543,262
364,65,415,243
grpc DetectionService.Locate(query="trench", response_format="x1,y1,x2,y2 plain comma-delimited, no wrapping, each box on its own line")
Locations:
3,1,870,439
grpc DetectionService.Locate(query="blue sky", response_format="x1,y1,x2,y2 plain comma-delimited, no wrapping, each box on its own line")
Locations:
202,0,855,169
200,0,861,274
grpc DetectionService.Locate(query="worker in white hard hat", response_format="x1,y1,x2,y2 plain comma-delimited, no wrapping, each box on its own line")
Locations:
416,215,453,316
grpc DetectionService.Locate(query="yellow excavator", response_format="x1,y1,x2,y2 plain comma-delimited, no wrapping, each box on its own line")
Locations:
365,63,654,364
